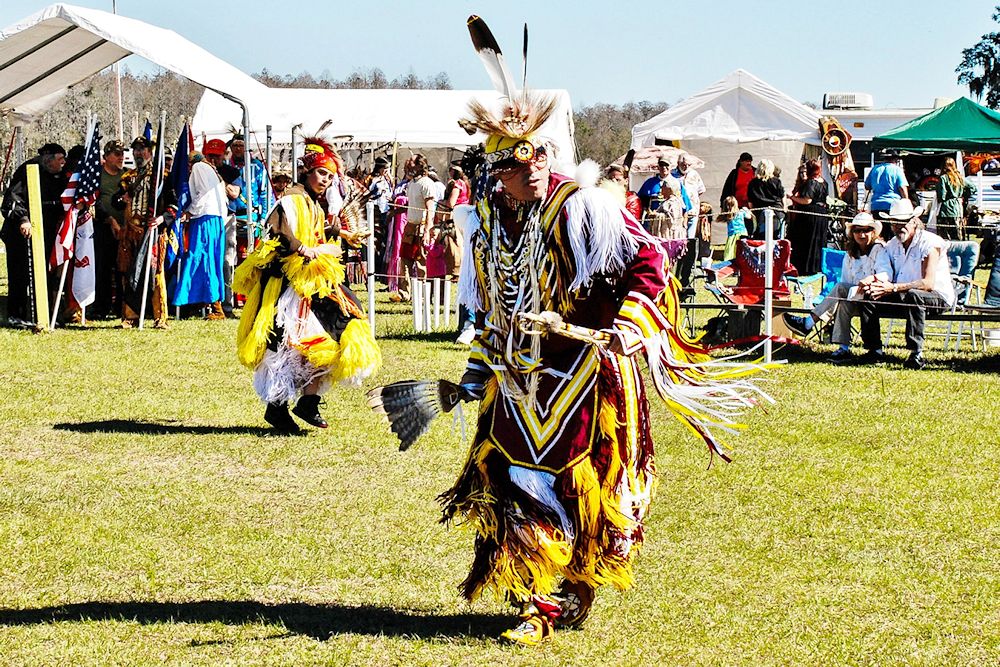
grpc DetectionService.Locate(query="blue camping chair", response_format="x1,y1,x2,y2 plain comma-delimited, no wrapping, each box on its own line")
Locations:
786,248,846,309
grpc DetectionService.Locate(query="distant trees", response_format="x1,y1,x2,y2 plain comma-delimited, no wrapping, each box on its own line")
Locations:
574,101,668,166
1,69,204,162
957,5,1000,108
253,67,451,90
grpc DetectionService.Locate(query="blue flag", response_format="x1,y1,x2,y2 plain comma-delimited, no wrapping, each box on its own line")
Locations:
165,124,191,271
142,119,153,142
171,124,191,214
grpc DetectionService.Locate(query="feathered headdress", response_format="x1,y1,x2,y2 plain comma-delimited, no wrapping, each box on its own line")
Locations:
300,136,342,175
458,15,557,166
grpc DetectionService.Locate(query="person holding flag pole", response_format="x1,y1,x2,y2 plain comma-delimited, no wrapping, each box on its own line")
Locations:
113,114,172,329
137,111,170,330
163,121,193,318
49,115,102,329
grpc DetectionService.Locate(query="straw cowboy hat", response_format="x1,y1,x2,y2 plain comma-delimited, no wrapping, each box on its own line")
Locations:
882,198,924,221
845,211,882,237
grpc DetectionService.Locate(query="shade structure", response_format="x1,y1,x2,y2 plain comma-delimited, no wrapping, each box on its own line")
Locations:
872,97,1000,152
191,87,577,159
630,70,823,210
0,3,265,122
631,69,822,149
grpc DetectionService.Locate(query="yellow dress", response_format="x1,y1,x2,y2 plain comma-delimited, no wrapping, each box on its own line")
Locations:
234,184,381,403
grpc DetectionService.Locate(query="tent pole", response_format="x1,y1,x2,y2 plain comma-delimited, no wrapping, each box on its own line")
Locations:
113,0,124,140
265,124,273,206
764,208,774,363
366,200,376,337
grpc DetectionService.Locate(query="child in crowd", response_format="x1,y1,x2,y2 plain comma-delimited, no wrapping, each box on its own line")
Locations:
719,195,754,260
648,176,685,239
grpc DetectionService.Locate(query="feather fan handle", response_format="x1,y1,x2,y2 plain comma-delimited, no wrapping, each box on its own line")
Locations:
467,15,517,99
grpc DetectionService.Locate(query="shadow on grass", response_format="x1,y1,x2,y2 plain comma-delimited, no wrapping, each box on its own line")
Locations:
53,420,282,437
0,600,511,641
378,330,461,344
774,342,1000,373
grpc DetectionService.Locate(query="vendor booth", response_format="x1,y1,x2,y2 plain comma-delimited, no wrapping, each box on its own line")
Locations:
873,97,1000,219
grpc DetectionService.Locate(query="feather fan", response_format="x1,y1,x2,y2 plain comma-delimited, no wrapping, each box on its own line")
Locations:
367,379,464,451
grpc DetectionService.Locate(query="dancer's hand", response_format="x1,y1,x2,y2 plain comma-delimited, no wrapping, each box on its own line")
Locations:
18,219,31,238
340,230,370,248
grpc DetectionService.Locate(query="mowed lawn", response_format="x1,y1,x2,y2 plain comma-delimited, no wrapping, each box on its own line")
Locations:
1,289,999,665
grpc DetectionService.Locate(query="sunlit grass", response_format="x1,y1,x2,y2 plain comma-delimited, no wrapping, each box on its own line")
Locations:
0,280,999,665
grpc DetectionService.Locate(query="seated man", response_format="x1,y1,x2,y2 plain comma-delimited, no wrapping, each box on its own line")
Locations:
854,199,955,370
782,212,885,363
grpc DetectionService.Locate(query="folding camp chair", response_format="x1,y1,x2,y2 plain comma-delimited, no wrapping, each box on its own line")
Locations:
702,239,797,342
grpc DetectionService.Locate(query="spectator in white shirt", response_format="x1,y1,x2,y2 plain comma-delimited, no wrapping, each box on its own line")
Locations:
855,199,955,370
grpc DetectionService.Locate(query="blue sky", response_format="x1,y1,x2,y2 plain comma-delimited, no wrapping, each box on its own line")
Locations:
1,1,994,109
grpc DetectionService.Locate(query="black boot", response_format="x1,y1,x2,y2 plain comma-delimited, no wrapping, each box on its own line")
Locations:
264,402,301,433
292,394,328,428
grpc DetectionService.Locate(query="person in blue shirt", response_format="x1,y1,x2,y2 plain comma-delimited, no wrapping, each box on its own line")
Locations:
637,158,671,217
864,150,908,240
638,158,690,228
224,134,274,316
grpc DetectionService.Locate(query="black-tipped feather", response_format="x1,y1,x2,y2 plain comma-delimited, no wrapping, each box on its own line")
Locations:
522,23,528,90
366,379,463,451
467,15,517,99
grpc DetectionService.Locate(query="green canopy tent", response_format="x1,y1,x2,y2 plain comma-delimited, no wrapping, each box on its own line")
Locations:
873,97,1000,151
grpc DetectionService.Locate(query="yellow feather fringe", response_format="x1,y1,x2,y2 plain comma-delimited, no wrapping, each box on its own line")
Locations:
282,252,345,300
300,335,341,369
236,276,283,369
330,318,382,384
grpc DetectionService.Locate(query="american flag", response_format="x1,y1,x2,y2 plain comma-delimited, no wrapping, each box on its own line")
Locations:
51,122,103,268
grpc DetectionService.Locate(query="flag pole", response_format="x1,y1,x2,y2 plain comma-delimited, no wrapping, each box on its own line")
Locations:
241,105,253,255
265,124,273,206
175,122,187,321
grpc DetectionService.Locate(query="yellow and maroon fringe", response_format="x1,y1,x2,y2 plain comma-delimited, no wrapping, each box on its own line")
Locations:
612,277,774,461
439,359,656,603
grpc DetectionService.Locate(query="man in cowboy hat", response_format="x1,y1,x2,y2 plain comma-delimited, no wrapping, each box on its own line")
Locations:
855,198,955,369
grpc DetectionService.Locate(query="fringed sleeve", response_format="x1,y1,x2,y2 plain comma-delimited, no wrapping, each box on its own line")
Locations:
608,215,773,462
454,203,483,312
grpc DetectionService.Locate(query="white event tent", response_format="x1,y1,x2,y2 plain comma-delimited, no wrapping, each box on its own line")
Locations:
631,69,822,209
192,87,577,169
0,3,265,123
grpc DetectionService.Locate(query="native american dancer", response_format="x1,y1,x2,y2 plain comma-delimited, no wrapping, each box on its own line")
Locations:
234,138,381,433
435,16,769,647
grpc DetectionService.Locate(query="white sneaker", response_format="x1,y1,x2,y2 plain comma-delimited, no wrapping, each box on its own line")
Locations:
456,325,476,345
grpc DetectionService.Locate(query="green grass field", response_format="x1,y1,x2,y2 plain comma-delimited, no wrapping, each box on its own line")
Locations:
1,287,1000,666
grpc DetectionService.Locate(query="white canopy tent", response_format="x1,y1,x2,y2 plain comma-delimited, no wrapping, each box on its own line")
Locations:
0,3,265,123
192,87,577,170
631,69,822,210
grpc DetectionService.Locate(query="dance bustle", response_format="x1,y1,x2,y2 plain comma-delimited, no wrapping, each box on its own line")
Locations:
366,380,463,451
